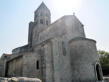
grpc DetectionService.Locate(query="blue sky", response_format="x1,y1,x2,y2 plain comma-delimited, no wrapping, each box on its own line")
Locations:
0,0,109,56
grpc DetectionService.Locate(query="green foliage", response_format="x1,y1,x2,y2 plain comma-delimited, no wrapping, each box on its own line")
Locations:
98,50,109,75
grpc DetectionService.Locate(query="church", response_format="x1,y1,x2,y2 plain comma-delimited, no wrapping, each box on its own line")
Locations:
0,2,103,82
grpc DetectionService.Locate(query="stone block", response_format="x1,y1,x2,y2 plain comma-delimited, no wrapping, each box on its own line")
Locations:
0,77,41,82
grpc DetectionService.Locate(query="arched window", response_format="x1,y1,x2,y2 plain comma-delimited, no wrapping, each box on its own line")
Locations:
95,63,103,81
36,60,39,70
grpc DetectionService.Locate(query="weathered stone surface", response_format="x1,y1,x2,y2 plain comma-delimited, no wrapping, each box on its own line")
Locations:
0,77,7,82
103,77,109,82
0,77,41,82
38,15,85,44
0,2,103,82
69,38,100,81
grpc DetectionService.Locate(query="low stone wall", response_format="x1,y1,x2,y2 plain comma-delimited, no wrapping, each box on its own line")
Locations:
103,77,109,82
0,77,42,82
0,77,108,82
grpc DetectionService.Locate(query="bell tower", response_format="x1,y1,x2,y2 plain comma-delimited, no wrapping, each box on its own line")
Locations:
28,2,51,46
34,2,51,26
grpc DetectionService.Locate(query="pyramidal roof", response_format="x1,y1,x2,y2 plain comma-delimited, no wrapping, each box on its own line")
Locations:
35,2,50,13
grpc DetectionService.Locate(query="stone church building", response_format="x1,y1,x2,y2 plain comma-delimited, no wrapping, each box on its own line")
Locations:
0,2,103,82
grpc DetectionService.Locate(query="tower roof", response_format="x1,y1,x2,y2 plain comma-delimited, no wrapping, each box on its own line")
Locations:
35,2,50,14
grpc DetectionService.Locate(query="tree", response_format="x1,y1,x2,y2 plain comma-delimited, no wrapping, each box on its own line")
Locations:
98,50,109,76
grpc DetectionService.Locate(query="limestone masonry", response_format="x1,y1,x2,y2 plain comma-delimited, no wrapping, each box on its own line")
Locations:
0,2,103,82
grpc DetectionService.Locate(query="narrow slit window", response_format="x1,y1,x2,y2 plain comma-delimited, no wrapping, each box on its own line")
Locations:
36,60,39,70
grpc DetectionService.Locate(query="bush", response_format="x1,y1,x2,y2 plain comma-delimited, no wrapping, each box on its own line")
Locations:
98,50,109,75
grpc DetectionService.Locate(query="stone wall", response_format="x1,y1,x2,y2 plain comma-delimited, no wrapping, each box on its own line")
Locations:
51,38,73,82
22,52,42,79
12,45,29,54
0,77,41,82
7,56,23,77
69,37,103,82
38,15,85,45
0,58,5,77
42,41,53,82
0,54,10,77
32,40,54,82
103,77,109,82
